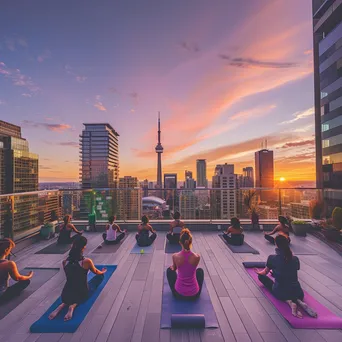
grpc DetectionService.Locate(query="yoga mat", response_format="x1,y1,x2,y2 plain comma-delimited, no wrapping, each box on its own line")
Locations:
243,261,266,268
171,314,205,328
30,265,117,333
35,242,71,255
165,241,181,254
0,267,59,320
130,243,154,254
160,272,218,329
245,268,342,329
219,235,259,254
92,234,128,254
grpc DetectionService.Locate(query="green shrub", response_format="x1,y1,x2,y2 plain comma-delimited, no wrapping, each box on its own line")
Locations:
292,220,307,225
309,200,324,219
332,207,342,230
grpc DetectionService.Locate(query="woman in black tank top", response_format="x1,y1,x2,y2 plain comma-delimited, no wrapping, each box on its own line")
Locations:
49,236,106,321
57,215,83,245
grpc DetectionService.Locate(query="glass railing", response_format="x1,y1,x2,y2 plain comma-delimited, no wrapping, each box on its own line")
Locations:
1,187,340,241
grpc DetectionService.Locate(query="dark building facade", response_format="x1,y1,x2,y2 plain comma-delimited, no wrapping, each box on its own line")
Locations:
196,159,207,188
164,173,178,211
80,123,119,189
313,0,342,210
255,149,274,202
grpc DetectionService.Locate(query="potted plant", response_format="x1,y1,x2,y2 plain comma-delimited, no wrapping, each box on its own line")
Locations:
40,222,55,240
292,220,309,236
322,207,342,241
243,190,259,229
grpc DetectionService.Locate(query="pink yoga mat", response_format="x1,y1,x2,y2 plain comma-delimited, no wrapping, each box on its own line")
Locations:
246,268,342,329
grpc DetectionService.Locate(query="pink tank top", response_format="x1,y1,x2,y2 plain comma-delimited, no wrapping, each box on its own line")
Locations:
175,250,199,297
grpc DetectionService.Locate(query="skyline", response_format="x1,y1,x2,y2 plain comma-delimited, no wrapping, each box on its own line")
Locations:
0,1,315,182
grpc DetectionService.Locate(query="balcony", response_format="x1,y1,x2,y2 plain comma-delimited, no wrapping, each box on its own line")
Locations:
0,188,341,341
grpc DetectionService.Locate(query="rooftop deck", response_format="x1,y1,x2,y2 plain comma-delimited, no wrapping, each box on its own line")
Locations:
0,231,342,342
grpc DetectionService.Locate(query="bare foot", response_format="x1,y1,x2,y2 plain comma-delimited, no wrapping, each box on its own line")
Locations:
64,305,76,321
297,300,318,318
291,303,302,318
49,303,66,320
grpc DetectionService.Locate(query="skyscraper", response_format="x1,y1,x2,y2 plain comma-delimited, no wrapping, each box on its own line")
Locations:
312,1,342,210
196,159,207,188
118,176,141,220
255,149,274,202
184,170,196,189
155,113,163,189
164,173,178,210
80,123,119,189
243,166,254,187
255,149,274,188
0,120,39,238
211,164,238,219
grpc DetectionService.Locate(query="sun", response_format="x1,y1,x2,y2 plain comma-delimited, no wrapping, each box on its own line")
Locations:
279,177,286,182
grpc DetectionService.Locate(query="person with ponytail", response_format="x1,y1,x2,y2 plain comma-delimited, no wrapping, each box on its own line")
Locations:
255,234,317,318
0,239,33,303
57,215,83,245
102,215,126,245
264,215,291,245
166,211,185,244
49,236,106,321
136,215,157,247
166,229,204,300
223,217,244,246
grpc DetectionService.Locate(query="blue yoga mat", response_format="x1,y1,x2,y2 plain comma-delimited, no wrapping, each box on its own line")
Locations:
130,243,154,254
165,241,181,254
160,271,219,328
30,265,117,333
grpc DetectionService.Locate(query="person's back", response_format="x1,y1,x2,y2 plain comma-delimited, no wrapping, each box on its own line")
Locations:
58,224,71,243
106,223,117,241
175,250,199,296
136,216,156,247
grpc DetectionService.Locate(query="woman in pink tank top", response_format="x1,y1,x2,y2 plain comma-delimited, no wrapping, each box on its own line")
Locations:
166,229,204,300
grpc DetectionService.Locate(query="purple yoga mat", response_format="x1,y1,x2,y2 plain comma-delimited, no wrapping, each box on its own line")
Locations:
246,268,342,329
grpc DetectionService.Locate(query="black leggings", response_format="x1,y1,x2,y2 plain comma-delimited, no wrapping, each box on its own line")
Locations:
136,232,157,247
258,274,304,302
102,232,125,245
0,280,30,304
223,234,244,246
166,233,180,244
167,267,204,300
264,234,291,245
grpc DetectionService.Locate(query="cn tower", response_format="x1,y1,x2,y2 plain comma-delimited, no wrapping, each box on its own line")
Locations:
155,112,163,188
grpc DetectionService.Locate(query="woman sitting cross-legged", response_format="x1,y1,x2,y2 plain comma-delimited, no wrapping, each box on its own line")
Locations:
102,216,126,245
166,211,185,244
0,238,33,304
264,215,291,245
167,229,204,300
255,234,317,318
136,215,157,247
223,217,244,246
49,236,106,321
57,215,83,245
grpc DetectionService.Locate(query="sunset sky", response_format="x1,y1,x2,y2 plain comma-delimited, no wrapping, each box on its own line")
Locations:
0,0,316,183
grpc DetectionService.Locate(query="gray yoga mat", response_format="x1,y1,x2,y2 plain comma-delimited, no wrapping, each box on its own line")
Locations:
0,267,59,320
165,241,182,254
219,234,259,254
35,242,71,255
92,234,128,254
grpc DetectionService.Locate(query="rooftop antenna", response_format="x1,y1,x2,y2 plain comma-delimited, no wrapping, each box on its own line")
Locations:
261,140,263,149
265,139,268,149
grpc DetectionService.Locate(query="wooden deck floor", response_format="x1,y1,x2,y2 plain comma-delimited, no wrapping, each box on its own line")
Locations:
0,231,342,342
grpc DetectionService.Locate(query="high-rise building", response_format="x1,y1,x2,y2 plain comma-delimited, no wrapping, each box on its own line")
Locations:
211,164,238,219
255,149,274,188
117,176,142,220
196,159,207,188
312,1,342,210
164,173,178,211
0,120,39,238
155,113,163,189
180,190,197,219
141,179,149,197
184,170,196,189
80,123,119,189
243,167,254,187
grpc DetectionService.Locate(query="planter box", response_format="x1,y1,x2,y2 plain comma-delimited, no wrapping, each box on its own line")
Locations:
292,224,309,237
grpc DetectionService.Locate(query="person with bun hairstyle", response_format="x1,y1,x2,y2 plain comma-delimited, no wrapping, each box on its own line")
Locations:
256,234,317,318
136,215,157,247
223,217,244,246
102,215,126,245
264,216,291,244
0,238,33,303
58,215,83,244
166,211,185,244
49,236,106,321
167,229,204,300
